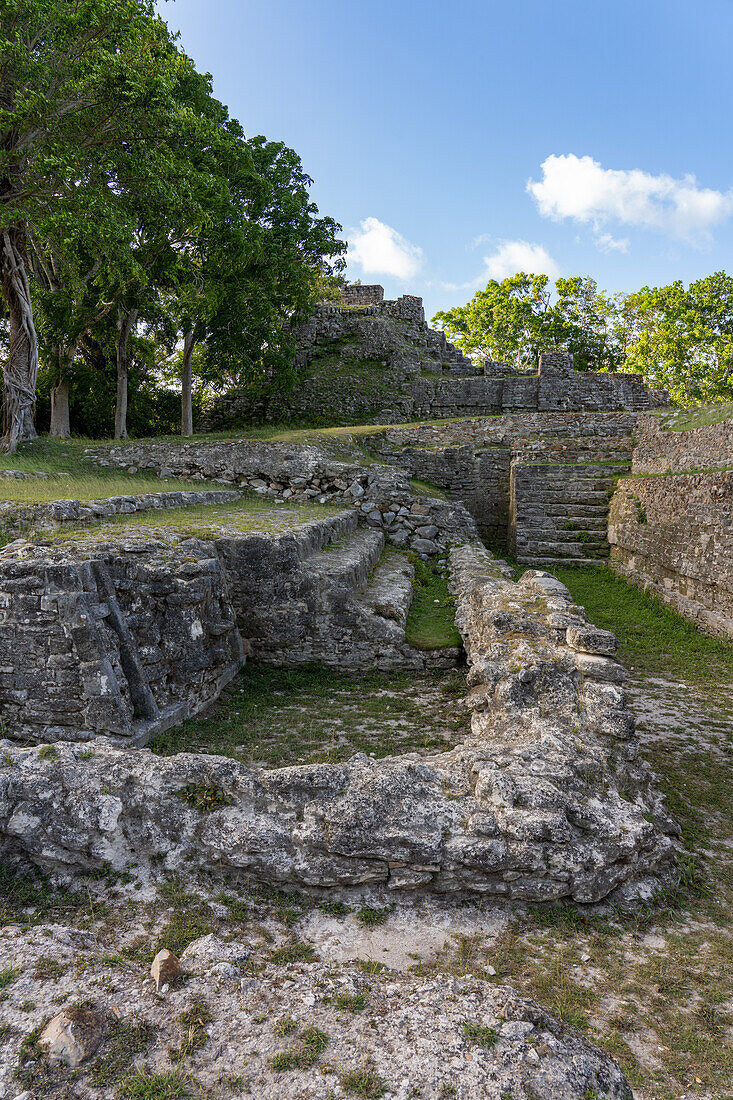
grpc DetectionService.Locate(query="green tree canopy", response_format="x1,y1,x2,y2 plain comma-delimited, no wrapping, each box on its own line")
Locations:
0,0,188,449
432,273,625,372
624,273,733,404
7,1,345,442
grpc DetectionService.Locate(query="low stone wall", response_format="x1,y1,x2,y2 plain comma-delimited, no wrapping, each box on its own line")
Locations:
0,537,244,744
632,413,733,474
0,489,241,538
607,411,733,641
367,411,640,449
609,472,733,641
0,544,677,903
88,440,478,556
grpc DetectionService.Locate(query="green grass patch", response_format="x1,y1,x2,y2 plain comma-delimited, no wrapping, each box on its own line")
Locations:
0,966,20,989
269,942,318,965
340,1066,388,1098
269,1024,329,1071
152,880,217,957
651,401,733,431
404,555,462,650
462,1021,498,1048
149,661,467,765
89,1019,156,1087
551,563,733,688
0,438,212,505
356,906,390,927
409,476,447,499
176,783,233,812
117,1069,190,1099
0,859,88,926
45,495,341,543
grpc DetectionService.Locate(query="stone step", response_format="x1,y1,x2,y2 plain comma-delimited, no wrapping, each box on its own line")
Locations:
513,473,619,488
517,554,610,567
525,503,611,518
294,508,360,559
303,527,385,595
359,550,415,630
515,458,629,470
515,517,609,532
518,539,610,556
516,535,608,551
514,490,613,505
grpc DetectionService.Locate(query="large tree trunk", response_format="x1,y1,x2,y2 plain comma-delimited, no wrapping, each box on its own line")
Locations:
181,328,195,436
49,344,75,438
1,226,38,453
115,305,137,440
50,377,71,438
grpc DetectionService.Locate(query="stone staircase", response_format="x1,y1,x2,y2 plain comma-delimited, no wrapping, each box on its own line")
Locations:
509,442,633,566
216,508,463,671
230,516,443,672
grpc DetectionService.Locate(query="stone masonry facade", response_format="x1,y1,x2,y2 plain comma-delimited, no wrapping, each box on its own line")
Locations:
608,414,733,641
200,296,667,430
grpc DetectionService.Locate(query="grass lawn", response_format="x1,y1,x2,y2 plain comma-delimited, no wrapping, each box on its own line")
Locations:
404,554,461,649
649,401,733,431
0,438,213,504
551,562,733,689
43,495,344,543
149,661,468,764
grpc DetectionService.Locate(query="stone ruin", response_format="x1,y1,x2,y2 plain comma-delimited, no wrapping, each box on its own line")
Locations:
0,436,679,904
2,293,732,1095
340,283,385,307
201,289,667,430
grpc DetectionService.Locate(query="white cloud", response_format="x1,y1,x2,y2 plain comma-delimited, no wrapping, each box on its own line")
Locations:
347,217,424,281
481,240,560,280
595,232,630,254
429,239,560,294
528,153,733,243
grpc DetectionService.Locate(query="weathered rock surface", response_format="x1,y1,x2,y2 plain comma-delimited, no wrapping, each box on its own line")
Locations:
37,1005,104,1067
0,923,635,1098
0,543,676,903
0,535,244,744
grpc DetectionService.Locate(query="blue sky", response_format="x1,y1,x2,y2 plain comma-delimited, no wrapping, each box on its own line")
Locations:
158,0,733,321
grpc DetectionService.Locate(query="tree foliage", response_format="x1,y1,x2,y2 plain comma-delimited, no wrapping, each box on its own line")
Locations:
433,274,625,372
0,0,345,443
624,273,733,405
433,271,733,404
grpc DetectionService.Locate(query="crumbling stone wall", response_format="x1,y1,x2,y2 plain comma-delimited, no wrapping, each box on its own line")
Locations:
609,470,733,641
88,439,478,556
0,539,244,744
341,284,384,306
0,488,240,539
0,470,472,741
200,304,667,431
632,413,733,474
0,544,677,903
607,412,733,641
